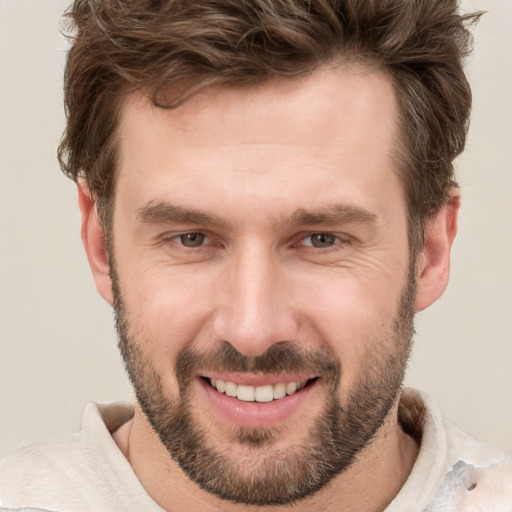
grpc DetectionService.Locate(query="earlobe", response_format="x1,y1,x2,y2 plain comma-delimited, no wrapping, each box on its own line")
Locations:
77,182,114,305
414,189,460,312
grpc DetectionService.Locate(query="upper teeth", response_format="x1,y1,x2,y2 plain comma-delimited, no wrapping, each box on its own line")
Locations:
210,378,307,403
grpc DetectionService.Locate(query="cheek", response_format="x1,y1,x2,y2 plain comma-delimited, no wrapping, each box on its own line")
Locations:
117,263,218,365
295,268,407,382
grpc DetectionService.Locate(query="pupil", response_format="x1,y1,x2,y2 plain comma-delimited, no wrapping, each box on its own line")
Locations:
181,233,204,247
312,234,335,248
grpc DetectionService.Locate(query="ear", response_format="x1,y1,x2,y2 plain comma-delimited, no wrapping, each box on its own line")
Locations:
414,189,460,312
77,182,114,305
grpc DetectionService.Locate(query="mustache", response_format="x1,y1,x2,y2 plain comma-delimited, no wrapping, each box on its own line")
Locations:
175,342,341,388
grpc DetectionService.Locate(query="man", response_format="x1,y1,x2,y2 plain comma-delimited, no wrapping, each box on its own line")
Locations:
1,0,511,511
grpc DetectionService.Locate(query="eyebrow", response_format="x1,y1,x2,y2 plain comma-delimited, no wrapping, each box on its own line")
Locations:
135,201,378,230
287,204,378,228
136,202,233,229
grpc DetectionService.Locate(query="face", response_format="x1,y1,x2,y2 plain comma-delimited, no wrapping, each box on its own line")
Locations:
110,66,414,505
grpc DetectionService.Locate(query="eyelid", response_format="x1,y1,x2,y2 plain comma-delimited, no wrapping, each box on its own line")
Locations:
298,232,345,242
158,230,352,251
161,230,212,247
301,233,339,246
294,232,353,251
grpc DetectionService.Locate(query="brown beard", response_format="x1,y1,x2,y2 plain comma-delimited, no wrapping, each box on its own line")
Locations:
112,262,416,506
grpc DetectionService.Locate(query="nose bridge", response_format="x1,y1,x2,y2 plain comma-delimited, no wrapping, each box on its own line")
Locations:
214,240,296,356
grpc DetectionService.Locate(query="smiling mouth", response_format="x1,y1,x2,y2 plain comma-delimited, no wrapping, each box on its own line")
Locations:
204,377,318,403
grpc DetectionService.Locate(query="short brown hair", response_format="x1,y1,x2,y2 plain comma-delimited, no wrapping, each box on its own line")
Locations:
58,0,481,254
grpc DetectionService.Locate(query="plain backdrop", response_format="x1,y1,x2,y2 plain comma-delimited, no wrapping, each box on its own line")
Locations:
0,0,511,459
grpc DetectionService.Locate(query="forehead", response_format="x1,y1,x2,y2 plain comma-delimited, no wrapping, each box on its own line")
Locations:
120,64,397,149
116,65,402,221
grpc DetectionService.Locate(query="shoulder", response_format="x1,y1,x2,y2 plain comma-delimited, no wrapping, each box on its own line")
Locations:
0,401,134,512
395,389,512,512
467,458,512,509
0,435,87,510
425,400,512,511
426,457,512,512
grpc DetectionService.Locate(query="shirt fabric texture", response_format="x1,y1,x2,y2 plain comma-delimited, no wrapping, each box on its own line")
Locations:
1,388,511,512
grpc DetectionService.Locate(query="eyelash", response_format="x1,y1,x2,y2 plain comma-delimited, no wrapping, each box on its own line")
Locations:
162,231,351,253
298,233,344,249
164,232,212,249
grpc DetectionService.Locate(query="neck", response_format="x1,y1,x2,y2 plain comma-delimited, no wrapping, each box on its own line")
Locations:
113,400,419,512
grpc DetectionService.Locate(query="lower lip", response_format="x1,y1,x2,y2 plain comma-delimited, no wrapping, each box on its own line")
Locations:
197,378,319,428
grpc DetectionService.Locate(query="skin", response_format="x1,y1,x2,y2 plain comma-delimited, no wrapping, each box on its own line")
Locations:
79,65,459,511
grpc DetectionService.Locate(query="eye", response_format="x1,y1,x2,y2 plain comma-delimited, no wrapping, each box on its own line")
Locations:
302,233,339,248
176,232,209,248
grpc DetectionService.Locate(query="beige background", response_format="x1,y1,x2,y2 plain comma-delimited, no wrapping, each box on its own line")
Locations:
0,0,511,458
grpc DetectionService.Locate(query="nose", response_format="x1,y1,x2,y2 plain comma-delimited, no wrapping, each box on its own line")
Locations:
212,243,298,357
